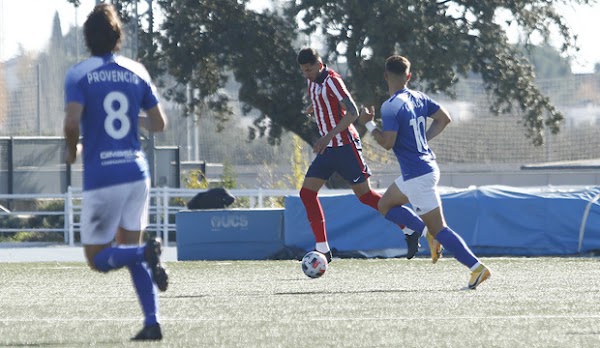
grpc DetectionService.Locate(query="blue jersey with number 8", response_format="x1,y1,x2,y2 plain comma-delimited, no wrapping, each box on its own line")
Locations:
380,88,441,180
64,53,159,190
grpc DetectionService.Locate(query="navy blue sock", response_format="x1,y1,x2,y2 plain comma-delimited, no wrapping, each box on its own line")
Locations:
93,246,145,272
435,227,479,268
384,206,426,234
129,263,159,326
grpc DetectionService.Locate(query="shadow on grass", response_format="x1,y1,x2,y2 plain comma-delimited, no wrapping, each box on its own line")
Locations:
274,288,433,296
0,339,121,347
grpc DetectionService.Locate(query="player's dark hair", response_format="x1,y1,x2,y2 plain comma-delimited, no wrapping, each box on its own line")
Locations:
385,55,411,75
84,3,123,56
297,47,320,65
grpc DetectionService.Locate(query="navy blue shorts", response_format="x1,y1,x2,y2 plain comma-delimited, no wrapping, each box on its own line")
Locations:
305,138,372,184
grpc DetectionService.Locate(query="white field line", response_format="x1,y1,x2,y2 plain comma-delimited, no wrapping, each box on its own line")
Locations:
1,314,600,322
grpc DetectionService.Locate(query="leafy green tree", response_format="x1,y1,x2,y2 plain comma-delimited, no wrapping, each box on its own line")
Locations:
289,0,593,145
65,0,593,147
150,0,317,146
220,160,238,189
518,43,572,79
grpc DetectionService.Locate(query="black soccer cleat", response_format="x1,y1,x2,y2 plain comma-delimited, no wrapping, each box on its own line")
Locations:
131,323,163,341
144,237,169,292
316,249,332,263
404,232,421,259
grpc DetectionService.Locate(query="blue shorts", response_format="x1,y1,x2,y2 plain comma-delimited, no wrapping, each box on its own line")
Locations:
305,139,372,184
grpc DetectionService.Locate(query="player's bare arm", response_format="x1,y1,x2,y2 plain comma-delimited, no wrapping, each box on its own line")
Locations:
426,106,452,141
359,105,396,150
372,129,397,150
139,104,168,132
340,96,359,122
63,102,83,164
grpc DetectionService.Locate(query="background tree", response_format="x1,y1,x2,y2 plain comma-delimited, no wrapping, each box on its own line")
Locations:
65,0,593,147
0,63,7,128
519,43,572,79
37,12,70,135
150,0,317,146
290,0,595,145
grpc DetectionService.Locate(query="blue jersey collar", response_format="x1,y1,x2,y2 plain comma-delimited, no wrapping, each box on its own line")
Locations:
101,53,117,64
392,87,408,97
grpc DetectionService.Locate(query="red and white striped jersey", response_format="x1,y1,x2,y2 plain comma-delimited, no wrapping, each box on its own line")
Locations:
306,68,360,148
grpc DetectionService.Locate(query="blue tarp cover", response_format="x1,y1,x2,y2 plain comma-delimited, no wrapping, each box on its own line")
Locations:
284,186,600,256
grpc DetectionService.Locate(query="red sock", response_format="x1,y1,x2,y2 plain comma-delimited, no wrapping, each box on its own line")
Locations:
359,190,381,210
359,190,406,229
300,188,327,243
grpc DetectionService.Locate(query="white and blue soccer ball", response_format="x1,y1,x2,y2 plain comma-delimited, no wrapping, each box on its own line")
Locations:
301,251,328,278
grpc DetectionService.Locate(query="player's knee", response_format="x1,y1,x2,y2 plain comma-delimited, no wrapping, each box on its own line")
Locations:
86,259,108,273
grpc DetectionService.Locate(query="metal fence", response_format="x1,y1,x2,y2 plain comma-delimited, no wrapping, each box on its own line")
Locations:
0,187,309,246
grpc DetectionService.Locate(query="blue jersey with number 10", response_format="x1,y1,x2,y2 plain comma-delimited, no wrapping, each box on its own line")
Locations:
380,88,441,180
64,53,159,191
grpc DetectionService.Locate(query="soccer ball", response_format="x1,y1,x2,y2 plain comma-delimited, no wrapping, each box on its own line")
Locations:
301,251,328,278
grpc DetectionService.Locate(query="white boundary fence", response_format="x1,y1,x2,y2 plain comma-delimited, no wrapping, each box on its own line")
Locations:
0,187,339,246
4,186,599,254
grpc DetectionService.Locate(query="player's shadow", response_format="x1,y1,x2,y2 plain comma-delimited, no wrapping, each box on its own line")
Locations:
274,288,422,296
0,339,121,347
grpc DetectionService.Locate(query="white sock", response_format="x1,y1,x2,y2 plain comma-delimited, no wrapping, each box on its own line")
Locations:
469,262,482,271
316,242,330,253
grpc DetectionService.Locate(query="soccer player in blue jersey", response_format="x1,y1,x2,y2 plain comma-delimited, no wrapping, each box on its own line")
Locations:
359,55,491,289
63,4,169,340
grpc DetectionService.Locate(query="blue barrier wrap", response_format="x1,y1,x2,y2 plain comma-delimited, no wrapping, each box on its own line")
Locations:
283,195,406,255
176,209,285,260
284,186,600,256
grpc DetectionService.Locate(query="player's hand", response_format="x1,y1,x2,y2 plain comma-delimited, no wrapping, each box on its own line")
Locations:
358,106,375,124
312,135,331,154
304,105,314,118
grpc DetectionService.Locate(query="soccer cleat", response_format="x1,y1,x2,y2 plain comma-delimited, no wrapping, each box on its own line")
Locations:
131,323,163,341
425,231,443,264
316,250,332,263
145,237,169,292
468,264,491,290
404,231,421,259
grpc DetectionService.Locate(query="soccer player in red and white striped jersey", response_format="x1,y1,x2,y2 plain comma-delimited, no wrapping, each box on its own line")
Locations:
296,48,419,262
305,61,359,148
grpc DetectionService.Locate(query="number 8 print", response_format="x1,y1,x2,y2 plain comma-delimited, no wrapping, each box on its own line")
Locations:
103,91,131,140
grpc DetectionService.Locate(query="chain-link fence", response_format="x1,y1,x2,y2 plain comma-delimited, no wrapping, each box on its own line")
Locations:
2,3,600,193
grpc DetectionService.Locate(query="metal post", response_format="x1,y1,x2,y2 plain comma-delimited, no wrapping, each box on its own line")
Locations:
193,113,199,161
162,187,169,244
7,137,13,198
37,64,41,135
175,146,181,188
187,84,192,160
65,186,74,245
65,162,72,193
74,4,79,61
